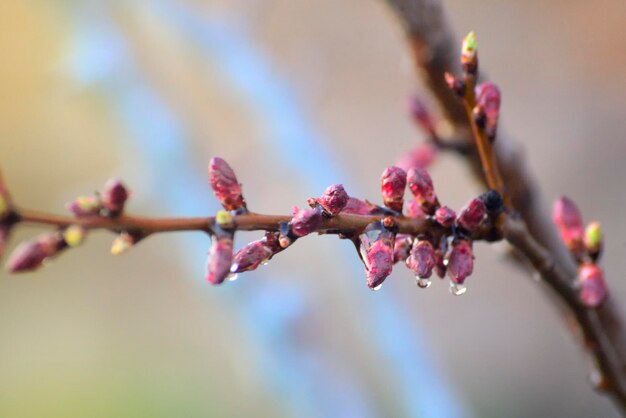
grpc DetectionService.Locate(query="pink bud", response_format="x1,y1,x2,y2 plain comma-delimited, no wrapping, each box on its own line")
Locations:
381,166,407,213
231,240,274,273
206,235,234,285
405,200,426,219
456,198,486,231
447,239,474,284
578,264,607,308
208,157,246,211
6,233,65,273
359,222,394,289
475,82,501,139
408,97,436,135
396,143,437,173
316,184,349,216
102,178,129,216
407,167,439,214
393,234,412,264
552,196,584,253
290,207,322,237
435,206,456,228
66,196,102,217
406,240,436,279
342,197,378,215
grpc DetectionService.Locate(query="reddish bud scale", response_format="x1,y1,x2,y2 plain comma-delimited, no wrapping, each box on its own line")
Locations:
408,97,436,135
231,241,274,273
393,234,413,264
290,207,322,237
456,198,486,232
407,167,439,214
435,206,456,228
6,233,65,273
578,264,607,308
208,157,246,211
396,143,437,173
447,239,474,284
343,197,378,215
316,184,349,216
405,200,426,219
102,178,129,215
206,235,234,285
475,82,501,140
406,240,436,279
380,166,407,213
445,72,465,97
552,196,584,253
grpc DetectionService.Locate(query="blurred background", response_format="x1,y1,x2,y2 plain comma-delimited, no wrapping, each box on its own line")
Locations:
1,1,626,417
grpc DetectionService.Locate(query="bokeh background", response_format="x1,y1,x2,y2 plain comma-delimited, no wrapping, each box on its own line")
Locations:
1,1,626,417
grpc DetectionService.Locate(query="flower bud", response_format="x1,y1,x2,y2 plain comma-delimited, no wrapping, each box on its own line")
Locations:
435,206,456,228
289,206,322,237
63,225,86,247
479,189,504,215
406,239,436,279
208,157,246,211
6,232,65,273
102,178,129,216
110,232,138,255
380,166,407,213
405,200,426,218
456,198,486,232
396,143,437,173
206,234,234,285
393,234,412,264
342,197,378,215
552,196,584,253
408,97,436,135
231,240,274,273
584,221,602,261
475,82,501,140
316,184,349,216
447,239,474,284
461,31,478,75
407,167,439,214
359,221,394,289
578,263,607,308
215,210,235,228
66,196,102,217
445,72,465,97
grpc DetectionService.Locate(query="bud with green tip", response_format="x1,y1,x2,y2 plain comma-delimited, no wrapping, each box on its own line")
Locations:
111,232,139,255
63,225,86,248
66,196,102,217
215,210,235,228
584,222,603,261
461,31,478,75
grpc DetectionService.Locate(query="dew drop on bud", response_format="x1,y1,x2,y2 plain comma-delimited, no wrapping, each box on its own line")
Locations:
227,273,239,282
416,277,431,289
449,282,467,296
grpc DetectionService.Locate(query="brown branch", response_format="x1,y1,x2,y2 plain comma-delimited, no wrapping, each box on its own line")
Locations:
384,0,626,414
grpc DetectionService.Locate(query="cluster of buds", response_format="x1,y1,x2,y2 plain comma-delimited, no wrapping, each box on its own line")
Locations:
553,196,606,308
4,176,132,272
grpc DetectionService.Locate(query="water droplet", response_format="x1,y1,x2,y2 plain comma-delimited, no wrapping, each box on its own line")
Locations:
449,282,467,296
371,284,383,291
261,261,269,266
443,258,449,267
227,273,239,282
416,277,431,289
230,264,239,273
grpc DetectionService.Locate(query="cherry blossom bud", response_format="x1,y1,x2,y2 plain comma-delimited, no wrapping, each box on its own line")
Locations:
406,240,436,279
208,157,246,211
102,178,129,216
408,97,436,135
435,206,456,228
343,197,378,215
231,240,274,273
396,143,437,173
62,225,86,248
359,221,394,289
393,234,412,264
461,31,478,75
316,184,349,216
7,232,65,273
447,239,474,284
66,196,102,217
206,234,234,285
290,206,322,237
475,82,501,140
111,232,138,255
584,222,603,261
445,72,465,97
380,166,407,213
578,263,607,308
552,196,584,253
407,167,439,214
456,198,486,232
405,200,426,218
